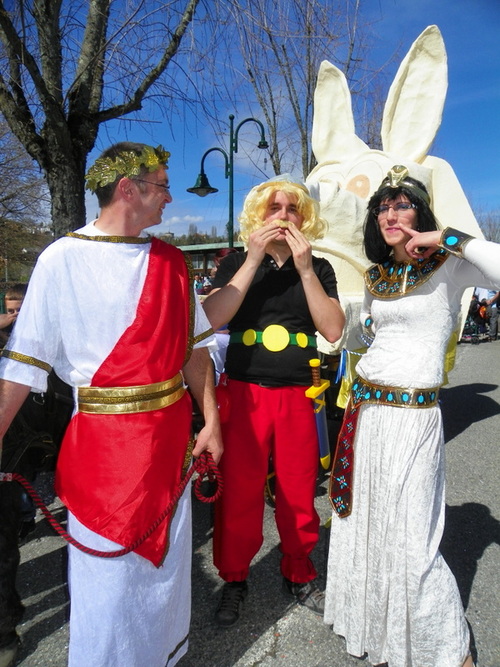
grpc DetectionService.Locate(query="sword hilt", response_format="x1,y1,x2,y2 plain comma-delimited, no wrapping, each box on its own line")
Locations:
306,358,331,470
309,358,322,387
305,359,330,400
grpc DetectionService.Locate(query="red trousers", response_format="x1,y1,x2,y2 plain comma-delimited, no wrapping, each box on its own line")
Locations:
213,379,320,583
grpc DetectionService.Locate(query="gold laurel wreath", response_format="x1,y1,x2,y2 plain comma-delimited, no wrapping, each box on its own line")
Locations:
85,145,171,192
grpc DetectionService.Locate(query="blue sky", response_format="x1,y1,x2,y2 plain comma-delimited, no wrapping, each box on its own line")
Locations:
367,0,500,214
85,0,500,237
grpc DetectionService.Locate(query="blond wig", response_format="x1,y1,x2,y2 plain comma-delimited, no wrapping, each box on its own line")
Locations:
238,180,326,244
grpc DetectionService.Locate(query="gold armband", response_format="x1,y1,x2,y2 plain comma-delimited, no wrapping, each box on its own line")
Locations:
438,227,474,257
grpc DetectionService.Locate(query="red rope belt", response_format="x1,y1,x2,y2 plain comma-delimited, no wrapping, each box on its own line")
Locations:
0,452,222,558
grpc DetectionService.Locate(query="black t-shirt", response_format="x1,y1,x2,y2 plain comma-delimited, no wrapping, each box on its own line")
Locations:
213,252,339,386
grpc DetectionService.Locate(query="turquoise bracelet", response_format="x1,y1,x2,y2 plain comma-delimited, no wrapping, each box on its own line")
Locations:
438,227,474,257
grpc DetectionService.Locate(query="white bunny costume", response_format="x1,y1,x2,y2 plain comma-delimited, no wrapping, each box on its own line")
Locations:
306,25,484,355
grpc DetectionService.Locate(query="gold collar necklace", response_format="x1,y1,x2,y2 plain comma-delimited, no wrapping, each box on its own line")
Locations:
365,249,449,298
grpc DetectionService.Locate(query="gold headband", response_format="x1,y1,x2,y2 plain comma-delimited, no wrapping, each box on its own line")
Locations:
379,165,430,204
85,145,171,192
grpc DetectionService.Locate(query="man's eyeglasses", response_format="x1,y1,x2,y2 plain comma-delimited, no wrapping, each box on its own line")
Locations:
372,202,417,217
133,178,170,193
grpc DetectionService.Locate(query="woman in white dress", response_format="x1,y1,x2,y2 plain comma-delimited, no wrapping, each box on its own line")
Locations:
324,165,500,667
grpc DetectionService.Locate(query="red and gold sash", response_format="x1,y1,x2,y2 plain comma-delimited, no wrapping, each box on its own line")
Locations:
55,238,195,566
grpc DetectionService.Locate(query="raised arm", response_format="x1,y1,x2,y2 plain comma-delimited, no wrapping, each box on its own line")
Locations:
203,226,280,331
285,225,345,343
402,225,500,287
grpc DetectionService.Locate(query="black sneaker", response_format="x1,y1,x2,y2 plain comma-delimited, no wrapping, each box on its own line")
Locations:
283,577,325,615
215,581,248,627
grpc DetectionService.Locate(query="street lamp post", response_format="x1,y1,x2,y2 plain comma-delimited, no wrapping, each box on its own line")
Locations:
187,114,268,247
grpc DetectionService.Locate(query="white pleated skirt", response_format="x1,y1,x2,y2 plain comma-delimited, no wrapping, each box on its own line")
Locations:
324,403,469,667
66,486,192,667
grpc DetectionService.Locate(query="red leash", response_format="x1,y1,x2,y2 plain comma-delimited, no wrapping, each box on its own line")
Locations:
0,452,222,558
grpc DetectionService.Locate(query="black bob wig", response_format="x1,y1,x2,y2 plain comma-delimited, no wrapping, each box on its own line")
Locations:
363,176,439,264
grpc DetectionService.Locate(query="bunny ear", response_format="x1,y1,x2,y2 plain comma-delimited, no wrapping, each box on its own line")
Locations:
382,25,448,162
312,60,368,164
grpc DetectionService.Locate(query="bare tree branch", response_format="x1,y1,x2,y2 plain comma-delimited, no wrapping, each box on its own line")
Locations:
0,0,202,235
33,0,64,104
67,0,110,115
209,0,381,179
94,0,198,123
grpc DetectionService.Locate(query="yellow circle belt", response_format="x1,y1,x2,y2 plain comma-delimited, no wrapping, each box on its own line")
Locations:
230,324,316,352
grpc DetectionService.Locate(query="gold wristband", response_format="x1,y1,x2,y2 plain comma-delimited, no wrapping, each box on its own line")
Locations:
438,227,474,257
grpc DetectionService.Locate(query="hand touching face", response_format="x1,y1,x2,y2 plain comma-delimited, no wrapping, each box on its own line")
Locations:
376,195,418,249
246,190,307,260
263,191,304,239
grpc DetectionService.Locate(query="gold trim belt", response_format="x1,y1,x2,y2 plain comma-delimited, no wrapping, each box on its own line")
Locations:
78,373,185,414
330,376,440,518
230,324,316,352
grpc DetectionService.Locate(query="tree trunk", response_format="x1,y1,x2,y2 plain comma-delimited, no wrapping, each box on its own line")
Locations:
44,154,88,237
0,0,200,237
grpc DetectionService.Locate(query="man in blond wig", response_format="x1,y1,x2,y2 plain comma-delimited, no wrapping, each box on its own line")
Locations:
204,177,344,626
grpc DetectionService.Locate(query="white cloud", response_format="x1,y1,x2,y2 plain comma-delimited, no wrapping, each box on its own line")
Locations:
165,215,204,225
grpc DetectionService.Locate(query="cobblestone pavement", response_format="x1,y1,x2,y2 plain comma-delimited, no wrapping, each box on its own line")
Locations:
14,340,500,666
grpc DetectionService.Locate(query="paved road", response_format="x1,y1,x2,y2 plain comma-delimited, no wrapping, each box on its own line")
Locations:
15,340,500,666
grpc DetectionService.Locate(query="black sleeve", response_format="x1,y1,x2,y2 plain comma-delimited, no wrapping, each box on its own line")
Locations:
314,256,339,301
212,252,246,289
